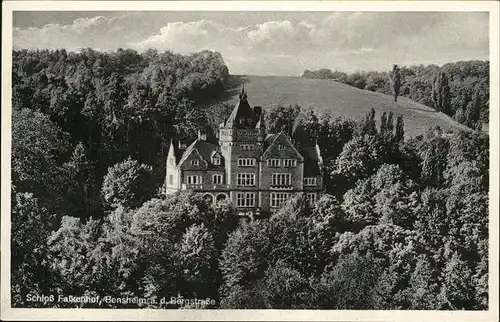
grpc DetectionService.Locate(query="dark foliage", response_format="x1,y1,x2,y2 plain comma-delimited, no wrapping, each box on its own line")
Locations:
11,49,488,310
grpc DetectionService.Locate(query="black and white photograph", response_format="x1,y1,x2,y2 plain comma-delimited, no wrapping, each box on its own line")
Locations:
1,1,499,321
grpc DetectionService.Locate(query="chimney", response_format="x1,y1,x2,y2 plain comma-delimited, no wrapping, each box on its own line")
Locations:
198,129,207,141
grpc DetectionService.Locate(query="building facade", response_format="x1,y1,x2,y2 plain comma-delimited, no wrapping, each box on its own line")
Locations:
165,88,323,216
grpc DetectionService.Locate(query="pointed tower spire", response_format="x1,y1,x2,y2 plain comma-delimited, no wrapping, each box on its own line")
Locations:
239,84,247,100
169,138,175,152
167,138,177,165
226,85,252,128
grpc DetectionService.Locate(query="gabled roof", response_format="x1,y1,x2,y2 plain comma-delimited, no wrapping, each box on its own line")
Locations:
262,131,304,161
302,145,323,177
178,139,221,167
263,133,279,151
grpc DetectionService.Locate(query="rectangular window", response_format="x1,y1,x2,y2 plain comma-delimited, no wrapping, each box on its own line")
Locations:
283,159,297,167
304,177,317,186
187,175,202,184
278,145,285,151
212,174,223,184
271,192,290,208
237,173,255,186
213,158,221,165
267,159,280,167
306,193,317,206
191,160,199,166
168,174,173,185
238,158,255,167
272,173,291,186
237,192,255,207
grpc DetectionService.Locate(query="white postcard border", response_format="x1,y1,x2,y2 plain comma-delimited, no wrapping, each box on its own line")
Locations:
1,1,499,321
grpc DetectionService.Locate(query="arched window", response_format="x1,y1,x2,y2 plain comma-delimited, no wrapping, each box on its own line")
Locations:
216,193,228,202
203,194,214,204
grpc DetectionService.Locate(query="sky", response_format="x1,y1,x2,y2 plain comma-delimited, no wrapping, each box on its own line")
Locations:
12,11,489,76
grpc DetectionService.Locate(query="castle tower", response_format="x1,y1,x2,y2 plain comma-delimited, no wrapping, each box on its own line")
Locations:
219,87,262,206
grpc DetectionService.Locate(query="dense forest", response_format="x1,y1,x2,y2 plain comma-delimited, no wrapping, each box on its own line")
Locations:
11,49,488,309
302,61,489,128
12,48,230,186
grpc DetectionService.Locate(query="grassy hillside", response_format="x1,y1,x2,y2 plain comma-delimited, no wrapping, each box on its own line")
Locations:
221,75,470,138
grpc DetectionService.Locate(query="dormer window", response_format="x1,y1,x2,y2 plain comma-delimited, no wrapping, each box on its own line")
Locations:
191,160,199,166
213,158,221,165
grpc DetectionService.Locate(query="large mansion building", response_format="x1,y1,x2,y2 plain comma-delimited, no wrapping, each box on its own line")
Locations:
165,88,324,216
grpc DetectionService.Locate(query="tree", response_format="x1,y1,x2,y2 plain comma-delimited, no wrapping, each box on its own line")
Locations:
47,209,142,308
342,178,377,229
418,128,450,187
101,157,155,210
62,142,100,218
300,60,489,126
12,108,71,214
174,223,218,299
219,220,271,301
432,71,452,115
11,192,54,307
316,115,356,162
308,194,347,267
342,164,419,230
413,187,449,264
292,109,320,147
262,260,314,309
395,115,405,143
391,65,402,102
387,111,395,136
317,251,382,309
331,134,385,192
371,164,418,228
440,252,477,309
208,199,239,252
47,216,104,303
359,108,377,136
380,111,388,135
265,104,301,135
129,197,185,302
407,254,441,309
464,92,482,129
365,72,390,93
268,194,318,275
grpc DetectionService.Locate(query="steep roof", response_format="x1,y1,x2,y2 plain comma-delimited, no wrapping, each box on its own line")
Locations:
168,139,185,163
262,133,278,152
178,139,221,167
302,145,323,177
224,86,254,128
261,131,304,161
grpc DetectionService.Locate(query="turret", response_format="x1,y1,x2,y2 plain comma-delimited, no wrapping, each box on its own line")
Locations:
224,86,254,129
